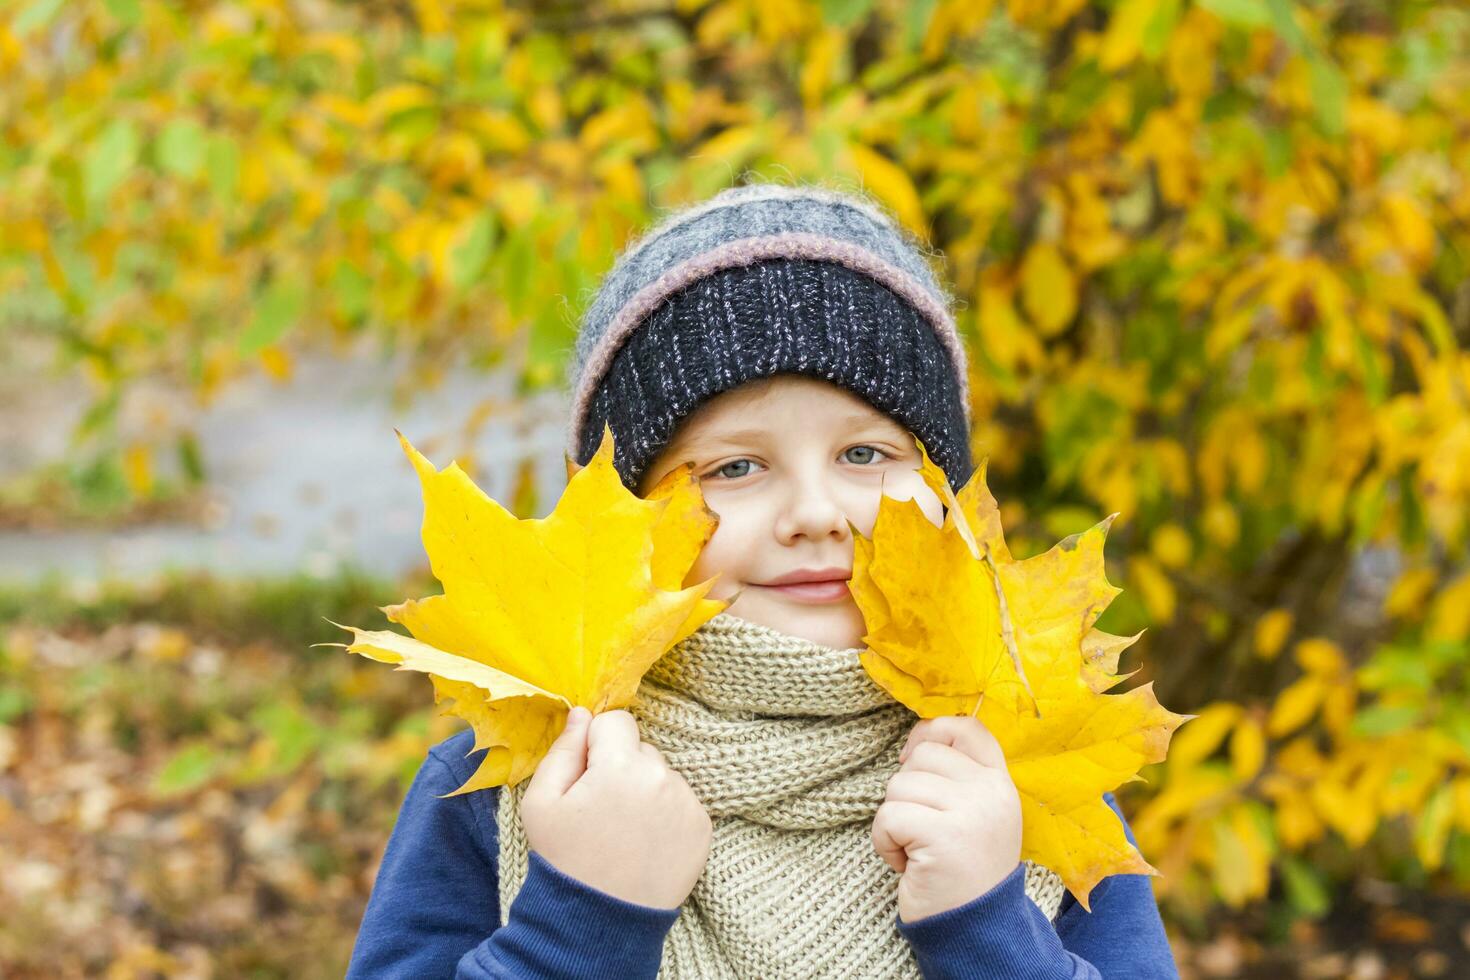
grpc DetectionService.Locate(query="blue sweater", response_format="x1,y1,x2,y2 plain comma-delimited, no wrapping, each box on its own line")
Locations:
347,728,1179,979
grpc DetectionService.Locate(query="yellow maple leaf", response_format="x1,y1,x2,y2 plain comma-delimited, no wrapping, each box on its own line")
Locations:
851,440,1193,910
1019,241,1078,337
318,424,726,795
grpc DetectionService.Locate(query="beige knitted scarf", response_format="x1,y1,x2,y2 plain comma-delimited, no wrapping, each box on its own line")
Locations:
497,613,1066,978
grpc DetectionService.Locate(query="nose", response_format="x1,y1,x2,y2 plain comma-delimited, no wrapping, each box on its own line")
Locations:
772,470,850,545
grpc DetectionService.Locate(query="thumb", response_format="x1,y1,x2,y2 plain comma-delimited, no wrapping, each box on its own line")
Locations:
528,705,591,798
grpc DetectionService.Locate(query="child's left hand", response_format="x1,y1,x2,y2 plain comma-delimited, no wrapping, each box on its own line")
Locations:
872,715,1023,924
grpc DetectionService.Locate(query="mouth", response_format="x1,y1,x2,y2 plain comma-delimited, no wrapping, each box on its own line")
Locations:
753,568,853,604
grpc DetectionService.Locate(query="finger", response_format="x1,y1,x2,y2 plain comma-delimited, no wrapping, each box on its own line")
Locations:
885,770,960,811
899,740,978,781
586,709,642,769
638,742,667,766
872,800,931,872
898,717,945,762
901,715,1006,771
526,705,590,797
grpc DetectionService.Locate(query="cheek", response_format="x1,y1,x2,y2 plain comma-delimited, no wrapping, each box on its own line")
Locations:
686,499,757,587
843,489,881,540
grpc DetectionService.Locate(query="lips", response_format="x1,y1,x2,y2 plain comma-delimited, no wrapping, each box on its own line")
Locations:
755,567,853,604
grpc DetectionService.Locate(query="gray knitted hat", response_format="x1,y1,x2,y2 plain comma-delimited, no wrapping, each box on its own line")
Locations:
566,182,974,491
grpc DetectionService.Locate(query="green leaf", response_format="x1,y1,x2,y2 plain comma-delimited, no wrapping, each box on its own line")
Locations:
903,0,939,50
821,0,874,28
500,227,534,318
1358,649,1431,691
240,700,319,781
331,259,372,323
1197,0,1271,28
152,741,228,796
1355,330,1386,405
73,389,121,443
529,302,573,371
206,133,241,203
1302,327,1327,392
1349,476,1386,548
1310,57,1348,139
1399,33,1445,95
1262,125,1292,178
14,0,65,35
1396,467,1427,549
1414,782,1454,870
1450,834,1470,883
450,211,498,290
177,430,206,484
1141,0,1183,60
83,118,141,207
1350,703,1421,737
157,118,207,179
0,687,32,725
103,0,142,26
240,275,308,354
1264,0,1309,53
1442,707,1470,759
1279,855,1330,918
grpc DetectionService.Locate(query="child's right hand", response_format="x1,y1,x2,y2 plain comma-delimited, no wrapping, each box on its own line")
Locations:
520,706,712,910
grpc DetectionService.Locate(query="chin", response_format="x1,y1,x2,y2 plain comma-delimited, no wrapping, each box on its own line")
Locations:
728,595,868,651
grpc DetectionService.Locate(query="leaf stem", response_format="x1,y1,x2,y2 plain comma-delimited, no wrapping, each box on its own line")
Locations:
982,544,1041,718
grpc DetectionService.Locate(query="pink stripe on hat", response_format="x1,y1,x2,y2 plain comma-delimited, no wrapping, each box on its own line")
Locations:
567,231,970,459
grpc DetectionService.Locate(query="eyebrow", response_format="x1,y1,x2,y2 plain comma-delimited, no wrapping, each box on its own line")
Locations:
679,414,905,451
686,428,770,447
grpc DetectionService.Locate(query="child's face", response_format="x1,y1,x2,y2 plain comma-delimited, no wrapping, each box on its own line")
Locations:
638,375,944,651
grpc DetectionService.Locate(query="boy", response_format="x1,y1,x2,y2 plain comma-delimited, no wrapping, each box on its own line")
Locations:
346,183,1179,978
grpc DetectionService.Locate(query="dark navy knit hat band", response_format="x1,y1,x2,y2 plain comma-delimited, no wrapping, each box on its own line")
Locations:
577,257,973,492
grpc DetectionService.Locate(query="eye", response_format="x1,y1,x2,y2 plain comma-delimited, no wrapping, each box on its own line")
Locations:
707,458,760,480
842,445,888,465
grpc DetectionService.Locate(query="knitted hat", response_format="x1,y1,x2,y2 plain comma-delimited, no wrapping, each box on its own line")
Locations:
566,182,973,491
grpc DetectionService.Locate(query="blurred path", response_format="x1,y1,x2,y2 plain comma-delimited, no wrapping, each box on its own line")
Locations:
0,346,1402,629
0,350,569,586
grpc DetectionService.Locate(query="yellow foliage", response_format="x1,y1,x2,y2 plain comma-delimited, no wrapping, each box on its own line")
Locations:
1129,555,1176,625
1252,609,1294,661
1149,522,1192,570
1211,805,1273,908
1416,783,1454,872
1427,570,1470,643
1265,676,1324,739
121,444,154,498
1097,0,1161,71
258,346,293,382
1228,717,1266,783
849,143,928,240
800,27,844,110
1019,242,1078,337
1166,702,1239,772
1453,776,1470,834
1294,638,1346,676
9,0,1470,920
1384,566,1440,620
1200,500,1240,549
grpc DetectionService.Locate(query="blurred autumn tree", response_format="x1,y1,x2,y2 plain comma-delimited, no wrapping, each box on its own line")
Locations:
3,0,1470,925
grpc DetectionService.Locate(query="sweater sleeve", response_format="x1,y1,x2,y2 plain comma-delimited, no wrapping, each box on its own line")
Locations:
895,792,1179,979
345,731,680,980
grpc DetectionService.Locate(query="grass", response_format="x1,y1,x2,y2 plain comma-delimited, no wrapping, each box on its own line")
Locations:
0,565,437,648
